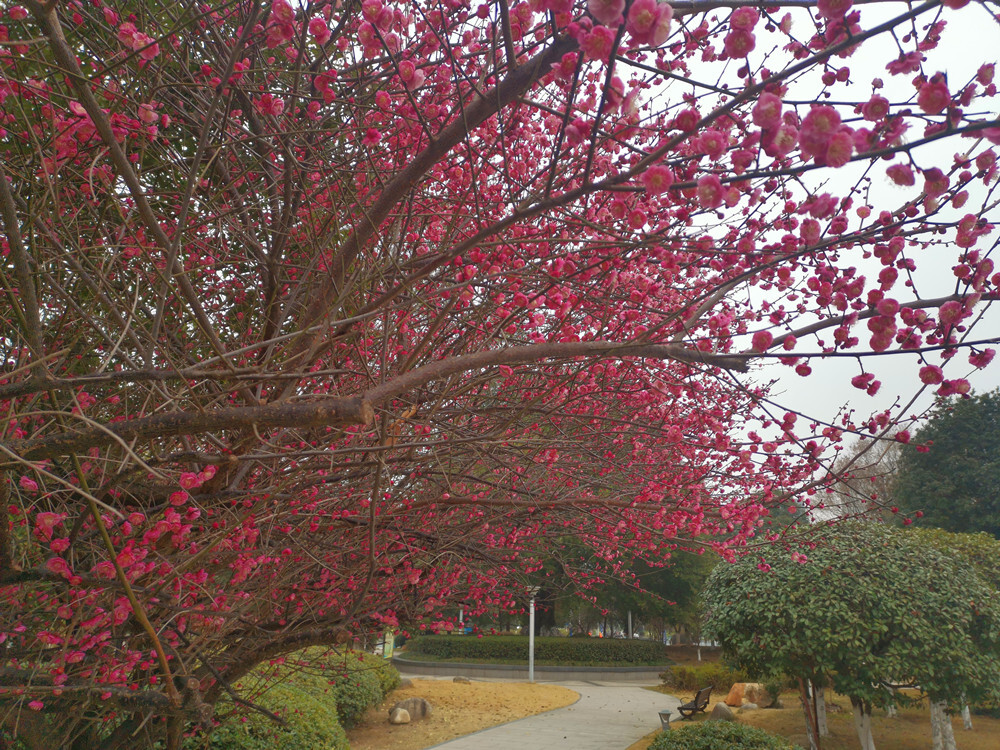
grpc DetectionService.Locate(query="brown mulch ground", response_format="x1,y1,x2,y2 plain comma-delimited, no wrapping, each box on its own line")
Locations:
346,678,579,750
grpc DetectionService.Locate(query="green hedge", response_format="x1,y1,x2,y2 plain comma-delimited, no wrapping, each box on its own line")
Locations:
405,635,670,665
659,663,749,693
648,722,798,750
187,649,400,749
184,683,349,750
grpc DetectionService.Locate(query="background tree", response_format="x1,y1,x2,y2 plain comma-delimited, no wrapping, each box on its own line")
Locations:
1,0,999,746
824,436,901,520
912,527,1000,731
703,522,1000,750
895,390,1000,537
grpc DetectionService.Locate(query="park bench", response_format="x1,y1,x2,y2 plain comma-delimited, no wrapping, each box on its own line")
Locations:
677,685,713,719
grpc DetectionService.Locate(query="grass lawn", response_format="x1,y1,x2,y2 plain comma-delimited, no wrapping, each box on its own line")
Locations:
630,690,1000,750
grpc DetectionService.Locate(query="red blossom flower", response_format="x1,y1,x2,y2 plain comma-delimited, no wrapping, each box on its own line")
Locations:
917,77,950,115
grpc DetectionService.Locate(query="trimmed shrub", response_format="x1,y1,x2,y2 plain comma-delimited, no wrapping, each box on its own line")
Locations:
659,663,749,693
286,649,398,728
331,666,382,728
186,648,399,748
761,677,788,707
971,697,1000,718
647,722,798,750
184,684,349,750
405,635,670,665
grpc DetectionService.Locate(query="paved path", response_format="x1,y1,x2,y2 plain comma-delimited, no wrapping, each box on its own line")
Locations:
423,679,681,750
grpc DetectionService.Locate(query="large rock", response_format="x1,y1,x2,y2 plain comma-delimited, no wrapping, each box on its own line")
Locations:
724,683,745,707
391,697,432,721
398,677,414,688
744,683,772,707
709,702,736,722
453,676,471,684
389,708,411,725
726,682,771,707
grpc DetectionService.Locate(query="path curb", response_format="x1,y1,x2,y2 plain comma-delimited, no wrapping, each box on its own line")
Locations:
392,656,669,682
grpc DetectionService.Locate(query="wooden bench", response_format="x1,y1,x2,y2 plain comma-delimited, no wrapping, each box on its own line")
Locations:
677,685,713,719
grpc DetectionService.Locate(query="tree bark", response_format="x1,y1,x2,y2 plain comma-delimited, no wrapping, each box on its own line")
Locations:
811,681,829,737
930,701,957,750
851,698,876,750
798,679,821,750
961,702,973,730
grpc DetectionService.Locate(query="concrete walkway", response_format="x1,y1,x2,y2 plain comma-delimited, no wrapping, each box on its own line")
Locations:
423,679,681,750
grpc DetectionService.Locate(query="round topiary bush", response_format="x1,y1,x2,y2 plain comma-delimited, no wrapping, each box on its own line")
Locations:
648,722,797,750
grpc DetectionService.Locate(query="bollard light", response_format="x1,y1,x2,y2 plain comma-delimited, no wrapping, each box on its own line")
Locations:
658,709,672,730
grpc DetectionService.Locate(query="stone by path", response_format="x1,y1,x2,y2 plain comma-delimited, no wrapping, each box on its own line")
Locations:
424,680,681,750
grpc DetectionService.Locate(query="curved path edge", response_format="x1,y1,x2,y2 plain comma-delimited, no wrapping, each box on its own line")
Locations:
420,690,584,750
399,674,681,750
392,656,669,682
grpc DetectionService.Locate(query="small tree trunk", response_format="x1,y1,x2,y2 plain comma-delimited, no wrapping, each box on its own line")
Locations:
851,698,876,750
811,681,829,737
931,701,943,750
961,703,973,730
799,679,821,750
930,701,957,750
697,645,702,662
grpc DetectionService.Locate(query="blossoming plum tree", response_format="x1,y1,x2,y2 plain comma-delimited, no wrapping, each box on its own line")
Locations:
0,0,998,746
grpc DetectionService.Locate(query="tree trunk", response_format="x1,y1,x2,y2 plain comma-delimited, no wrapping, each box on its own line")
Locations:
798,679,821,750
961,702,972,730
930,701,957,750
851,698,876,750
811,681,829,737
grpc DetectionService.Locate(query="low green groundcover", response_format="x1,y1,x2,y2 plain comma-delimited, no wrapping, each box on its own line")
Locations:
404,635,670,666
648,722,799,750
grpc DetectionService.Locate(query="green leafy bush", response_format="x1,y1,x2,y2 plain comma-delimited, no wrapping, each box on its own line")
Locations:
405,635,669,665
659,663,749,693
330,666,382,728
286,649,398,728
761,677,789,707
184,684,349,750
971,697,1000,718
647,722,798,750
187,649,400,748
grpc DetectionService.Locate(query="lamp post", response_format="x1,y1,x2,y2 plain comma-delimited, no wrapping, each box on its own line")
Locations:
527,586,540,683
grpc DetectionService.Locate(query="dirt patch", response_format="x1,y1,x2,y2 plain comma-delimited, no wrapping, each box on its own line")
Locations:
346,678,579,750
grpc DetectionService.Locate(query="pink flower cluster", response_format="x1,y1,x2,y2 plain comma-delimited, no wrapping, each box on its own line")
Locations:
799,105,855,167
723,7,759,59
589,0,673,47
117,22,160,61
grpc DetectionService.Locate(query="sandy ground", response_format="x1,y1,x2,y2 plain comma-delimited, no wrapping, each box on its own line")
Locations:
346,678,579,750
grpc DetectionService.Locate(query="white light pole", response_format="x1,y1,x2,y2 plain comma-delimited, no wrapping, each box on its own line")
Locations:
528,587,540,683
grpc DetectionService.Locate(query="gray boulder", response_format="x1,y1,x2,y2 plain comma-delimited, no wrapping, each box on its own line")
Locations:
389,707,410,725
453,676,471,684
391,696,432,721
709,702,736,722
